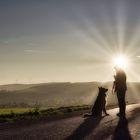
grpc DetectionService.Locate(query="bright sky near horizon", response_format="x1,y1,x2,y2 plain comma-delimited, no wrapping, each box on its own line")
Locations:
0,0,140,84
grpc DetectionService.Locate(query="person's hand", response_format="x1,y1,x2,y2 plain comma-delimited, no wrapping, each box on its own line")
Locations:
112,90,114,94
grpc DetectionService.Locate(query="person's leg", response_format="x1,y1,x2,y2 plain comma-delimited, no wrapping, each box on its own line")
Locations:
117,92,121,115
120,91,126,115
117,91,126,116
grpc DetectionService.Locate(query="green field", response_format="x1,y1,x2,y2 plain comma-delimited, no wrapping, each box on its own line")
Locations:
0,108,34,115
0,105,91,123
0,103,136,123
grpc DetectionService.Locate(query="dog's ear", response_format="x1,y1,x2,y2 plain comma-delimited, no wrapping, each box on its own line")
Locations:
105,89,108,92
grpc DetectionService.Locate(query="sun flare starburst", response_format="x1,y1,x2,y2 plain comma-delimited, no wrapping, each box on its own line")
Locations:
112,55,128,69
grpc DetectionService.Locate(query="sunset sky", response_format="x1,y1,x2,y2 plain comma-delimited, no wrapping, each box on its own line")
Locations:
1,0,140,84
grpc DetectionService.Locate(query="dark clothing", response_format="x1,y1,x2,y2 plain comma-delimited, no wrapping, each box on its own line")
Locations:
114,69,127,116
117,90,126,116
115,70,127,92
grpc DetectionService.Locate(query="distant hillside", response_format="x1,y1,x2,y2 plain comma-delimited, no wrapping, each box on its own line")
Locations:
0,82,140,108
0,84,40,91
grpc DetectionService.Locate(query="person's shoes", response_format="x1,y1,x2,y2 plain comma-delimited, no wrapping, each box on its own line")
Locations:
116,113,120,116
105,113,109,116
116,113,125,117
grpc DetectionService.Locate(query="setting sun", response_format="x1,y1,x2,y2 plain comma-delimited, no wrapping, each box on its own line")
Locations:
113,55,128,69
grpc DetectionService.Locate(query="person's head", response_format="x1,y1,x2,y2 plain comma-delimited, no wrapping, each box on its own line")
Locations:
114,66,123,73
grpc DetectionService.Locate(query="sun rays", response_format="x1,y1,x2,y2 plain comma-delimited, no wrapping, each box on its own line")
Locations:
112,54,129,69
74,1,140,84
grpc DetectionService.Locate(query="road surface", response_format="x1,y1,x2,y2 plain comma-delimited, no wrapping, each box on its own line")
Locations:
0,104,140,140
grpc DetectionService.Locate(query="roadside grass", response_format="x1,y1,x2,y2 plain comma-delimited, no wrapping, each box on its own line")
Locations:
0,108,34,115
0,105,91,123
0,104,130,123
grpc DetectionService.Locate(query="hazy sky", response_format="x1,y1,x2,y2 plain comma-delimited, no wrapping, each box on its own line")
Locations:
1,0,140,84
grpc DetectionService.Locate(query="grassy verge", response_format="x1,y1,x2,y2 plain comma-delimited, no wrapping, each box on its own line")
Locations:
0,104,129,123
0,108,34,115
0,105,91,123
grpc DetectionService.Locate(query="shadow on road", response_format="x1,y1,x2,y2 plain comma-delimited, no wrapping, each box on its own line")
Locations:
65,116,104,140
65,106,140,140
112,116,132,140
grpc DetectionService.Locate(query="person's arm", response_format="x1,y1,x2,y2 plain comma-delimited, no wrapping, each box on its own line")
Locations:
112,81,115,94
112,75,117,94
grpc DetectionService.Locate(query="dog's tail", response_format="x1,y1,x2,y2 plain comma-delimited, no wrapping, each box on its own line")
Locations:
83,113,93,118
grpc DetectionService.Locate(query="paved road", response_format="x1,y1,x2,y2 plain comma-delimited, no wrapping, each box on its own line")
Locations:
0,104,140,140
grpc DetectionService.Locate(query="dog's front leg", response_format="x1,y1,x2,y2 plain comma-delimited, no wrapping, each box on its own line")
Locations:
103,104,109,116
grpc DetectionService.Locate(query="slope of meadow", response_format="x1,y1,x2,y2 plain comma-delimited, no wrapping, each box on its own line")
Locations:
0,82,140,108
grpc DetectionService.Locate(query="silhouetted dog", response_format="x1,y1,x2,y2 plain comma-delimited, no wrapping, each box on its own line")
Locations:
84,87,109,117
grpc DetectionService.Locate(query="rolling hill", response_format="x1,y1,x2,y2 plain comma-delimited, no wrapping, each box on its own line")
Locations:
0,82,140,108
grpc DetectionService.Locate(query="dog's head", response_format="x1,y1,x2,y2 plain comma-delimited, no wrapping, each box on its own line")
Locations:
98,87,108,96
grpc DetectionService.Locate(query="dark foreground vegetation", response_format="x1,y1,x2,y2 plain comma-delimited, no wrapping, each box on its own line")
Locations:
0,103,128,123
0,105,91,123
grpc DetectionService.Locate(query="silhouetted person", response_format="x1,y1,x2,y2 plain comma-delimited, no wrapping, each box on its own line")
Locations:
112,66,127,117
